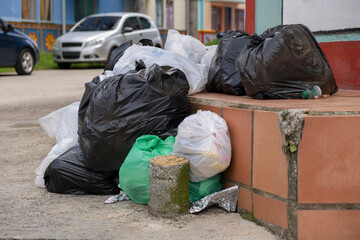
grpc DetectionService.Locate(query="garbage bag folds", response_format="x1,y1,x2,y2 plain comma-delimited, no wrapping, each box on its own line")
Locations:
172,110,231,182
35,102,79,188
119,135,175,204
201,45,217,71
113,45,208,95
236,24,338,99
44,145,120,195
207,31,251,95
189,173,222,202
104,40,133,71
78,76,100,130
78,63,191,171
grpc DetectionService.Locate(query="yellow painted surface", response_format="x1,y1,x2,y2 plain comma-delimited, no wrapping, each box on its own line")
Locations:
203,1,245,31
173,0,186,30
145,0,156,22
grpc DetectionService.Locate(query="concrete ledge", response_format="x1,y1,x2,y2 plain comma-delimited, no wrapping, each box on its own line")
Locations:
189,90,360,240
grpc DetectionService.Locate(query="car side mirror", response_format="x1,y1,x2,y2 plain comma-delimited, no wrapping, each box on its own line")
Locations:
6,24,14,32
122,27,133,34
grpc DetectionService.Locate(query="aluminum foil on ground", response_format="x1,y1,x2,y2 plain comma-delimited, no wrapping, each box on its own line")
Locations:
189,185,239,213
104,191,130,204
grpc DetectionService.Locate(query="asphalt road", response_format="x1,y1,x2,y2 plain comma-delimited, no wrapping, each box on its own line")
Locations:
0,69,279,240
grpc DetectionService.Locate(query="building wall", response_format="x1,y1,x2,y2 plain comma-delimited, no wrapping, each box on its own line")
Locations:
98,0,123,14
283,0,359,32
0,0,22,21
203,0,245,31
145,0,156,23
254,0,281,34
173,0,186,30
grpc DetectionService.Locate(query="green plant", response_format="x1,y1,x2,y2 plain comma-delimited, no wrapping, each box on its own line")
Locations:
205,39,219,46
284,140,297,153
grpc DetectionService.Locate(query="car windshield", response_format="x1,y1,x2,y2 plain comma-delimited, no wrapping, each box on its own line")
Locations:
73,16,121,31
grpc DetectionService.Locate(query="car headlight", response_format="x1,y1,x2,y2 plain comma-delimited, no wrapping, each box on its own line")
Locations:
84,38,104,48
53,39,61,48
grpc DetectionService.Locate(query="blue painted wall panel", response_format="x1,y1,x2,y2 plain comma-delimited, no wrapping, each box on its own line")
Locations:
98,0,123,13
66,0,75,24
53,0,62,24
255,0,282,34
0,0,22,21
198,0,204,30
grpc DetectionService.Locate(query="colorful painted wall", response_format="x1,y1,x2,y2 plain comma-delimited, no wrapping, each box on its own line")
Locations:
245,0,360,90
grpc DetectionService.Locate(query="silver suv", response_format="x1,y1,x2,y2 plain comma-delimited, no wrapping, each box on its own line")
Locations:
53,12,162,69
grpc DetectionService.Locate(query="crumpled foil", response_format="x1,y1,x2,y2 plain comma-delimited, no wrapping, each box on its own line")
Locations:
189,185,239,213
104,191,130,204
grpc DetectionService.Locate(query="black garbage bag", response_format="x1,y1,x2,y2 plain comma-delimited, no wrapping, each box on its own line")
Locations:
78,63,191,171
78,76,100,130
104,40,133,71
207,31,251,95
236,24,338,99
139,39,154,46
79,61,147,130
44,145,119,195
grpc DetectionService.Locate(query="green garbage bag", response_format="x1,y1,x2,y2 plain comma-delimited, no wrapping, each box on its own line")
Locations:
119,135,175,204
189,173,222,202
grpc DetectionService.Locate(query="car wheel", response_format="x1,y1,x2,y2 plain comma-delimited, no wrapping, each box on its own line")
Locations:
108,47,117,60
57,63,71,69
15,48,34,75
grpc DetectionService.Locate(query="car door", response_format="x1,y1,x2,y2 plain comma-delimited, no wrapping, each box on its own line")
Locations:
121,16,142,44
138,17,156,41
0,22,17,66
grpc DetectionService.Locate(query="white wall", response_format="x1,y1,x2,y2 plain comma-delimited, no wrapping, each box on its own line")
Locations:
283,0,360,32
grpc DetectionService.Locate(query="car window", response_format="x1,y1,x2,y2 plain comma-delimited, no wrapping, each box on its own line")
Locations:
123,17,141,31
139,17,151,29
73,16,121,31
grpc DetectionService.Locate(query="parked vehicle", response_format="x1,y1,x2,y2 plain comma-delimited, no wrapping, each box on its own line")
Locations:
0,18,39,75
53,12,162,69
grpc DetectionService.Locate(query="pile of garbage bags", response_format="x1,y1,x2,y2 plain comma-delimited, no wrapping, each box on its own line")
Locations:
207,24,337,98
37,31,232,200
36,24,338,205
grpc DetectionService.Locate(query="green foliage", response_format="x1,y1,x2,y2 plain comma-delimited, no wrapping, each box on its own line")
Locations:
284,140,298,153
35,52,58,70
205,39,219,46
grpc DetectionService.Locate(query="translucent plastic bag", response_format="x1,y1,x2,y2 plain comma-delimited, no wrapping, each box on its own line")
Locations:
172,110,231,182
164,29,206,64
119,135,175,204
35,102,79,187
201,45,218,71
113,45,207,95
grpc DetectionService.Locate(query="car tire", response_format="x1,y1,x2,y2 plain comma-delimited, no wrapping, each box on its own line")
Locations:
108,47,117,60
15,48,34,75
57,63,71,69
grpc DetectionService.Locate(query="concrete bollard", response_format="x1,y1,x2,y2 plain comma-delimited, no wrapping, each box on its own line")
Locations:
148,155,189,218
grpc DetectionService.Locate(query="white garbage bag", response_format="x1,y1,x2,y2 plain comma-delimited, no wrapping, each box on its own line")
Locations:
113,45,207,95
201,45,218,71
172,110,232,182
164,29,207,64
35,102,79,188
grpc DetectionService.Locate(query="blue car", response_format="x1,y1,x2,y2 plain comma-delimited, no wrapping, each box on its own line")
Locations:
0,18,39,75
